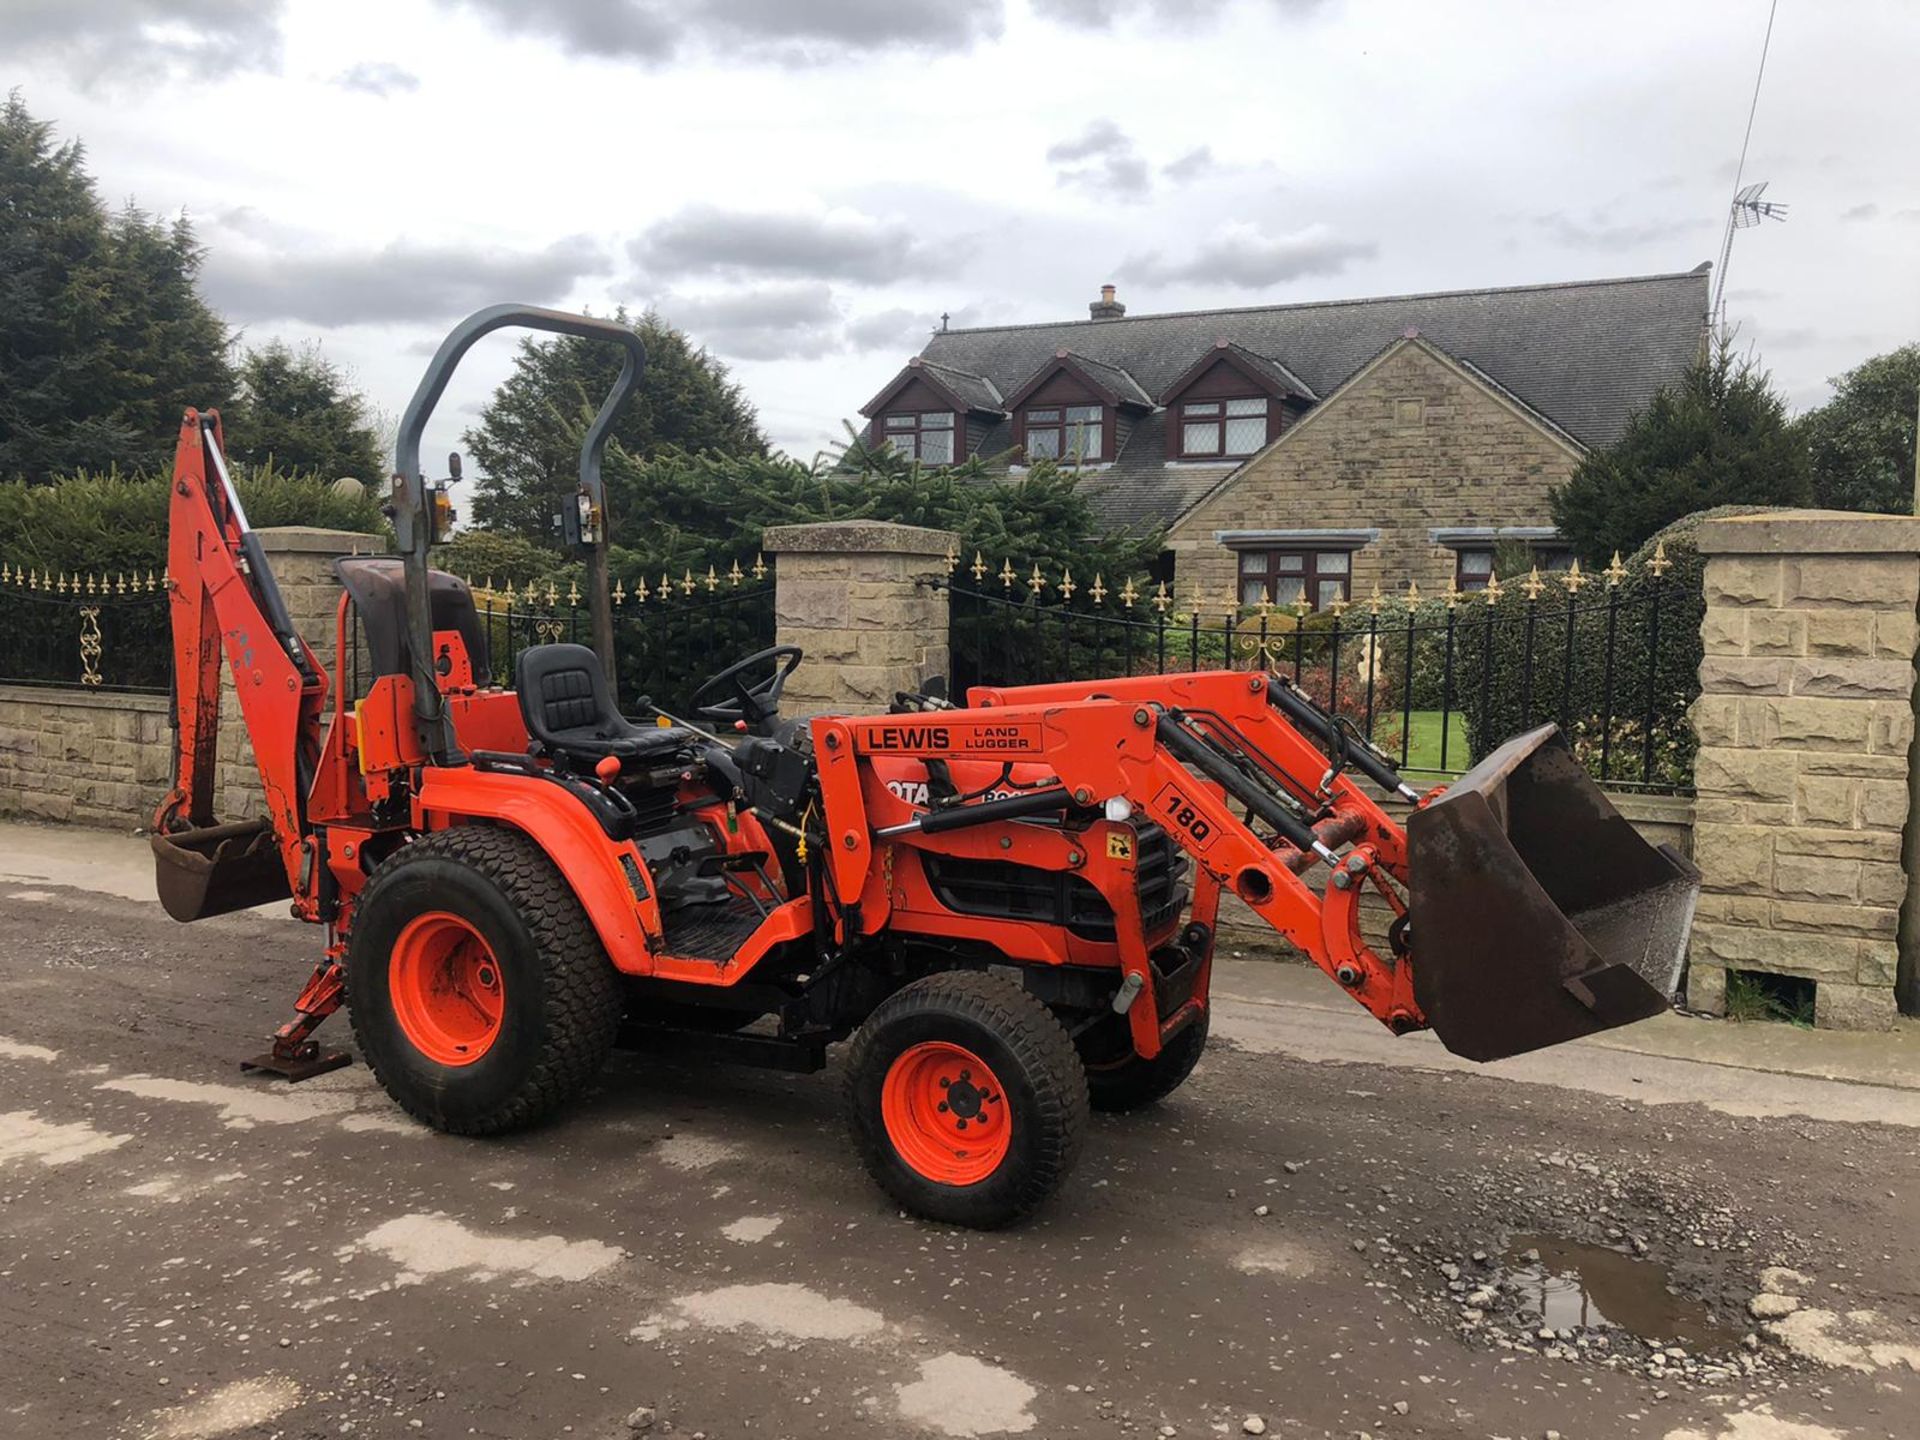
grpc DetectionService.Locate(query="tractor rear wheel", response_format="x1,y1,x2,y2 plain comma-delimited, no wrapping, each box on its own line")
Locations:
1080,1008,1209,1113
346,826,621,1135
845,971,1087,1229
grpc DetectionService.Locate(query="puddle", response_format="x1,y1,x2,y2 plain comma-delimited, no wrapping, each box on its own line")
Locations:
1502,1235,1739,1348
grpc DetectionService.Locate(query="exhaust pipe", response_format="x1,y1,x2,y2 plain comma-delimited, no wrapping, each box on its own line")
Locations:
1406,725,1700,1062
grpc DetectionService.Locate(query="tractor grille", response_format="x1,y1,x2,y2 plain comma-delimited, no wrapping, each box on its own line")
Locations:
921,823,1189,942
1132,823,1190,935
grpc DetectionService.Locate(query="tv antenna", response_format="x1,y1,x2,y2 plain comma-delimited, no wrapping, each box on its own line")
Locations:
1709,0,1785,338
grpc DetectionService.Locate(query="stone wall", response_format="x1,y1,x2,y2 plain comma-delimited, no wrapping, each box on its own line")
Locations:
0,526,382,830
0,685,172,825
1166,336,1582,601
1688,511,1920,1029
765,521,958,716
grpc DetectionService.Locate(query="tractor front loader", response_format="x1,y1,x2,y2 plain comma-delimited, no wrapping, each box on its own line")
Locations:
151,303,1701,1228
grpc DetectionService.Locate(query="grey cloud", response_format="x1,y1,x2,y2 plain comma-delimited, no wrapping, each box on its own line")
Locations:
1842,203,1879,222
440,0,1002,65
847,308,935,352
632,206,966,285
1529,212,1696,252
334,61,420,96
1123,222,1376,287
662,283,846,362
1162,146,1217,184
201,236,608,325
1047,120,1152,198
0,0,284,83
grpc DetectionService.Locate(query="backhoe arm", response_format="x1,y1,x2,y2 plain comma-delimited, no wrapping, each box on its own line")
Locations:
153,409,329,913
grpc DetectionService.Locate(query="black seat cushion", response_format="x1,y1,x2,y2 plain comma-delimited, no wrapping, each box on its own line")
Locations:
514,643,691,770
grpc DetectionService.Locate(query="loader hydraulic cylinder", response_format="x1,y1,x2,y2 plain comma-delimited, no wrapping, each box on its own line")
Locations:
1265,676,1420,802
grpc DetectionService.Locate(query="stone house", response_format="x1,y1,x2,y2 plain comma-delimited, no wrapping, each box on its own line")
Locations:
855,268,1710,603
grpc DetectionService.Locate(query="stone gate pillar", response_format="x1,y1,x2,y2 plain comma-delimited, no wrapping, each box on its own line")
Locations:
1689,510,1920,1029
762,521,957,717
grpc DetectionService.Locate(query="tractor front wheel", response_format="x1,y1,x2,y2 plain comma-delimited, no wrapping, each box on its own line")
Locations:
347,827,621,1135
1080,1008,1209,1113
845,971,1087,1229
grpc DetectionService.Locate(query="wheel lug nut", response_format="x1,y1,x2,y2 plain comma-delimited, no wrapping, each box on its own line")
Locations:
937,1101,949,1113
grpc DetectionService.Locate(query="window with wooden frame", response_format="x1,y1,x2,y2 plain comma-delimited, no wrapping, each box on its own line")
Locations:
1453,543,1573,591
1237,548,1351,610
882,411,955,464
1180,397,1268,459
1023,404,1104,463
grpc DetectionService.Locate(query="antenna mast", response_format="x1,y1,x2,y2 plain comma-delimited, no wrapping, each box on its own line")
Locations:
1710,0,1785,338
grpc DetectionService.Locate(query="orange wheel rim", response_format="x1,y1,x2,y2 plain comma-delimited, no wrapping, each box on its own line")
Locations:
388,911,505,1066
881,1041,1011,1186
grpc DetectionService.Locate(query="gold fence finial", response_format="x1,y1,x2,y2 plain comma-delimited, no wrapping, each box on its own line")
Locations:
1483,568,1503,603
1089,572,1106,604
704,565,719,592
1604,550,1628,586
1153,579,1170,613
943,541,958,574
1521,565,1545,601
728,559,743,587
1058,566,1076,601
970,550,987,581
613,578,626,605
753,552,768,581
1027,563,1046,597
1119,576,1137,608
1562,557,1586,594
1648,540,1671,577
1404,578,1421,606
998,558,1016,589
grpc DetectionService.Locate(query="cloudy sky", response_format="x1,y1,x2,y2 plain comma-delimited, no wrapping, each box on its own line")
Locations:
7,0,1917,479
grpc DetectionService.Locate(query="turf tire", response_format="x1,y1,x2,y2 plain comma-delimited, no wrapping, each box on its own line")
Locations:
1081,1008,1209,1113
845,970,1088,1229
346,826,620,1135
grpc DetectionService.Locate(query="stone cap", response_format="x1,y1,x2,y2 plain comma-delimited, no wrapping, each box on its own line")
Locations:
1697,509,1920,557
763,520,959,557
253,526,388,555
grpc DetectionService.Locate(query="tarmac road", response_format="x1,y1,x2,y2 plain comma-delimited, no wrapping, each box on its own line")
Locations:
1,828,1918,1440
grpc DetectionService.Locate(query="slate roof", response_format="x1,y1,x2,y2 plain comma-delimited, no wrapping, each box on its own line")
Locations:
860,356,1003,416
891,268,1709,532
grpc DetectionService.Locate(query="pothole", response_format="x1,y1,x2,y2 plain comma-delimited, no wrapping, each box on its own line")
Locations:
1500,1235,1742,1350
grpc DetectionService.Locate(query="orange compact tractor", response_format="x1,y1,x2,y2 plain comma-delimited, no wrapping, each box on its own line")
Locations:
153,306,1701,1227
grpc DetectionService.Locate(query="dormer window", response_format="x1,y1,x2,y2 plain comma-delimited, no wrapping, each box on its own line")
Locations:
1024,404,1103,463
1180,397,1269,459
883,410,955,465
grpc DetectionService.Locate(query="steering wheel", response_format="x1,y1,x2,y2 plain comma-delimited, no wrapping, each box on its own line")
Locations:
691,645,804,728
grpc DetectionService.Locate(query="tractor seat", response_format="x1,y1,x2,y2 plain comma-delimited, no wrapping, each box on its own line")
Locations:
515,643,693,773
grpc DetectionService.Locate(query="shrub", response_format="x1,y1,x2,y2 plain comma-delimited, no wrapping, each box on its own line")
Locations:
0,463,386,577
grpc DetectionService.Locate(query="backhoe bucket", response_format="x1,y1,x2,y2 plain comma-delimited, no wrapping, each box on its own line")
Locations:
1405,724,1700,1062
151,819,290,922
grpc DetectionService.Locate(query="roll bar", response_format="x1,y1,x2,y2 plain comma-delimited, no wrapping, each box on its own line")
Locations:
391,304,647,764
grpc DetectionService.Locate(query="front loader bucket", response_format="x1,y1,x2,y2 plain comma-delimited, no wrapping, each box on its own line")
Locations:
1406,725,1700,1062
152,819,290,922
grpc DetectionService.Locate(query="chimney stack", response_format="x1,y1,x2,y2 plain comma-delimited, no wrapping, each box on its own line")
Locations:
1089,283,1126,321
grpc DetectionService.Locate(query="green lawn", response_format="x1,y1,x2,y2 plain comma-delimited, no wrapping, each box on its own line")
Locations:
1391,709,1471,776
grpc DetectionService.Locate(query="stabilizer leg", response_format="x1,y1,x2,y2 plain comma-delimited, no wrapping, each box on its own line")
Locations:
240,959,351,1082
